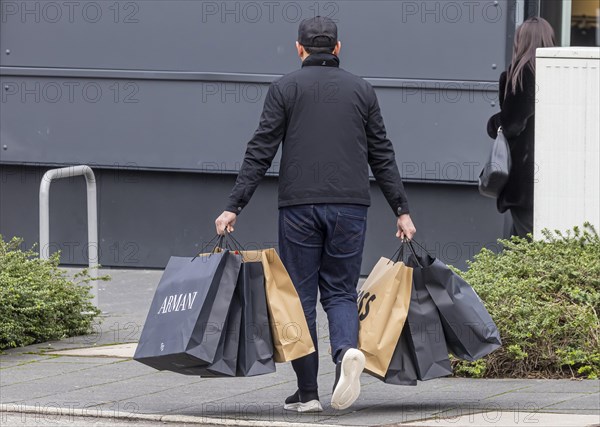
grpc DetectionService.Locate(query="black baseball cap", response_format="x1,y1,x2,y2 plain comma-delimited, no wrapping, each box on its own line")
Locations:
298,16,338,48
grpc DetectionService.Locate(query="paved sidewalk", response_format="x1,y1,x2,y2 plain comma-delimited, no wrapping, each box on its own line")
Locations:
1,269,599,427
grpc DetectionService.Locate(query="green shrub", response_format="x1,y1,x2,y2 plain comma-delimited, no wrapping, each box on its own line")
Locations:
452,223,600,379
0,236,103,350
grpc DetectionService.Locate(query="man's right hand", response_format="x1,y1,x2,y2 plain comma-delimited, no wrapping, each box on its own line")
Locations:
396,214,416,240
215,211,237,235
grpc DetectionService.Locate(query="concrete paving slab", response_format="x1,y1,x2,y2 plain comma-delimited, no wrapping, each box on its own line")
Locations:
542,409,600,416
1,369,151,404
0,360,113,387
512,379,600,394
46,344,137,358
17,377,202,410
345,387,421,404
402,411,600,426
349,377,535,407
1,360,157,403
326,400,475,425
79,376,295,417
543,393,600,411
0,354,58,369
32,356,126,365
1,412,197,427
4,340,110,355
415,378,533,393
408,390,492,405
480,391,597,410
174,400,339,425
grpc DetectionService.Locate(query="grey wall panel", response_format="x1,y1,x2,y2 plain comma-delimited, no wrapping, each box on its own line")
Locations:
0,165,504,272
1,75,500,182
0,75,270,172
1,0,512,80
375,84,498,183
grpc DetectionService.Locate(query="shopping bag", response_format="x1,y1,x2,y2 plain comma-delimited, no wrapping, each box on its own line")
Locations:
368,247,452,384
133,250,241,373
409,241,501,361
186,258,276,377
380,325,418,386
358,257,413,377
192,281,243,377
238,249,315,363
404,266,453,381
236,261,276,376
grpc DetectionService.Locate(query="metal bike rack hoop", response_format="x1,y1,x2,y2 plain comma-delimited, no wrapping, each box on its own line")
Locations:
39,165,99,307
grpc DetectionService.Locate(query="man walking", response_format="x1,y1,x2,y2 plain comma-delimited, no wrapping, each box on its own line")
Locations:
215,16,416,412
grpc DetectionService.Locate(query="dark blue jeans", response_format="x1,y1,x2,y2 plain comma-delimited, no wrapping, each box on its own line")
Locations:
278,204,368,394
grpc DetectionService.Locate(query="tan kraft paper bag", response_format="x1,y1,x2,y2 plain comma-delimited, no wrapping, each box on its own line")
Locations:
238,249,316,363
358,257,413,377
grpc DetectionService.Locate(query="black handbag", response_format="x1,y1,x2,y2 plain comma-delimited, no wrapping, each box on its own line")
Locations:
479,126,511,198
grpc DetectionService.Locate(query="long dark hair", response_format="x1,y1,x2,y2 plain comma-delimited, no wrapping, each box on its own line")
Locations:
506,17,555,97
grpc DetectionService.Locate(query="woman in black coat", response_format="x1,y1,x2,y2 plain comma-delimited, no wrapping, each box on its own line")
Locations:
487,17,555,238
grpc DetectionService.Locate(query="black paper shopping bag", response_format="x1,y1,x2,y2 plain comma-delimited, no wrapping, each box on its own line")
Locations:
133,250,241,373
415,246,501,361
404,270,453,381
381,325,418,386
236,261,275,377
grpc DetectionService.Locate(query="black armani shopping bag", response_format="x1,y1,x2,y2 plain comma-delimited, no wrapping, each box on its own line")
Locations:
133,250,241,373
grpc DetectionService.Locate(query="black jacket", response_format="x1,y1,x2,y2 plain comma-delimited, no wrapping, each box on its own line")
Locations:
226,53,410,216
487,67,536,213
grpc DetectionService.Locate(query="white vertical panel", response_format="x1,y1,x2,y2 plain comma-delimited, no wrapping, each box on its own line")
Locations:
535,47,600,238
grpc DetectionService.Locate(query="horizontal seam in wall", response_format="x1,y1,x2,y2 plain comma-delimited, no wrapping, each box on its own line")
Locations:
0,67,499,91
0,161,478,186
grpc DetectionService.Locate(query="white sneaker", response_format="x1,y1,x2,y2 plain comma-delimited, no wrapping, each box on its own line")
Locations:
331,348,365,410
283,390,324,413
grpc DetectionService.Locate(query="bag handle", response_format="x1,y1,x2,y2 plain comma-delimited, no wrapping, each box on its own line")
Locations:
389,240,410,263
191,231,239,262
389,239,425,268
403,240,424,268
225,232,245,252
407,239,432,257
388,245,402,265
